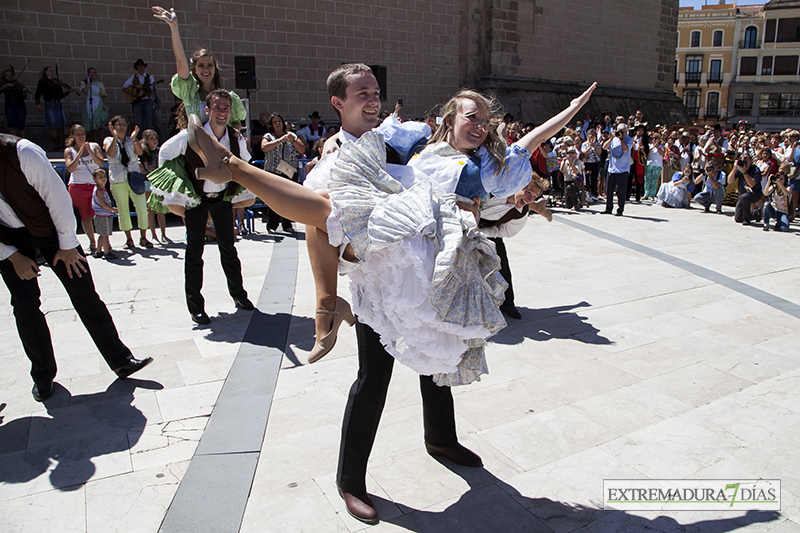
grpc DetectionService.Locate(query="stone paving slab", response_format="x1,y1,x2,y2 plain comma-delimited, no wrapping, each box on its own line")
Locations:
1,201,800,532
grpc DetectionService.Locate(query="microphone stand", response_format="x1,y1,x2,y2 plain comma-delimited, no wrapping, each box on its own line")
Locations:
87,76,93,129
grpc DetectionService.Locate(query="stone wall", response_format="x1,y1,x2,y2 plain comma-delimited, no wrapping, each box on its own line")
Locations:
1,0,684,140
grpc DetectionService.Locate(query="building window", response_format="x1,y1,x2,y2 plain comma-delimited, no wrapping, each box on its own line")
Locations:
686,56,703,82
776,18,800,42
774,55,799,76
759,93,800,116
675,59,679,83
734,93,753,116
684,91,699,116
709,60,722,82
691,31,701,47
762,56,773,76
713,30,723,47
766,20,776,42
740,56,758,76
743,26,758,48
706,92,720,118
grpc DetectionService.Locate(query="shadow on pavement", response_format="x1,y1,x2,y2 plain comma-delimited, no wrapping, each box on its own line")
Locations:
494,301,612,346
383,463,781,532
0,378,163,491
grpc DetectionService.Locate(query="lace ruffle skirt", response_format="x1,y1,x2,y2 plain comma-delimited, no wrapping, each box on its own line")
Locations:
328,131,507,386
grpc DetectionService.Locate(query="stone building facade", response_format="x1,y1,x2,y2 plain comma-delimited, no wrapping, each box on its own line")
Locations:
675,3,737,127
1,0,686,144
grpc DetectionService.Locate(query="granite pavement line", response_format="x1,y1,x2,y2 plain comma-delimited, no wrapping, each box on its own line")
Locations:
558,216,800,320
159,237,298,533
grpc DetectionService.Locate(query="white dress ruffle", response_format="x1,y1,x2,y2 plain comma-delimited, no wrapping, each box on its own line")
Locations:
329,131,508,386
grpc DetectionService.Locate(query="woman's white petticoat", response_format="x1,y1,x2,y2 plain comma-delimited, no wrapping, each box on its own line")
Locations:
328,131,507,386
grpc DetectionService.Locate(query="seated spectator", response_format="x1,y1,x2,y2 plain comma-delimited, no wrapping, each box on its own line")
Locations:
657,164,693,208
693,159,726,213
763,163,792,232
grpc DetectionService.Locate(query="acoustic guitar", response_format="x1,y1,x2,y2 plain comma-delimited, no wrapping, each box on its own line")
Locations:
125,77,163,105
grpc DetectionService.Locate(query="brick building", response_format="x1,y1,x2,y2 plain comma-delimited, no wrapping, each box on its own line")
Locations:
2,0,688,145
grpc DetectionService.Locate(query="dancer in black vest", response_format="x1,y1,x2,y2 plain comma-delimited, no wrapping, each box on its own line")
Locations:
0,134,152,402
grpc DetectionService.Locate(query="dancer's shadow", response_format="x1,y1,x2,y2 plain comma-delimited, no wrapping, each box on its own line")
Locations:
381,462,780,532
493,301,612,346
0,379,162,491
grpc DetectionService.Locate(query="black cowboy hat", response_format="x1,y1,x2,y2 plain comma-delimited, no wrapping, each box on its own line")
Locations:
133,59,148,69
309,111,321,119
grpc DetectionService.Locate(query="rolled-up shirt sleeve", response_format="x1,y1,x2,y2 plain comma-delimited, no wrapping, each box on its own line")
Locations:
17,139,80,252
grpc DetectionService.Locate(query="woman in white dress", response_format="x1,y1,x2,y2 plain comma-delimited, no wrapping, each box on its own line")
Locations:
657,164,694,208
184,79,596,384
80,68,108,144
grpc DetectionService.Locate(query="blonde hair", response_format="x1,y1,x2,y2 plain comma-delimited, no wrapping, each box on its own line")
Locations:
428,89,507,174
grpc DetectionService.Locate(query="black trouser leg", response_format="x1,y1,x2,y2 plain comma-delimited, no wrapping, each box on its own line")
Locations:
184,202,208,313
420,375,457,448
491,237,514,309
43,246,131,370
337,321,395,496
617,171,629,213
207,201,247,301
0,256,57,384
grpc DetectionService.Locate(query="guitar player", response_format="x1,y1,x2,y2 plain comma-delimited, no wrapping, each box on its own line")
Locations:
122,59,157,131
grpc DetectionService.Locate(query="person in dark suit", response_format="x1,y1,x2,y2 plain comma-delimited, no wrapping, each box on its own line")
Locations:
0,134,152,402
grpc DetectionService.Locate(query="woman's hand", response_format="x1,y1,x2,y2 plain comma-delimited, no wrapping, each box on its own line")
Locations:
131,125,140,141
152,6,178,27
570,82,597,109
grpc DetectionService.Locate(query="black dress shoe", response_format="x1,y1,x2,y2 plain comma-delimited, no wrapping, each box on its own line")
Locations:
337,486,378,525
32,381,54,402
425,442,483,467
114,356,153,379
500,305,522,320
191,311,211,324
234,297,255,311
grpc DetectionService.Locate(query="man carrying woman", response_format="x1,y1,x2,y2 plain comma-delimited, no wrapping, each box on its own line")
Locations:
179,60,595,523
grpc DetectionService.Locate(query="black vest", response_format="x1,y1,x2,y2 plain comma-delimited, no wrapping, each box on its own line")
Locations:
0,135,56,244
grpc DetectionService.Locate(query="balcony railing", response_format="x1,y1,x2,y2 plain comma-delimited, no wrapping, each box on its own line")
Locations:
685,72,702,83
708,73,723,83
739,39,761,49
686,107,700,117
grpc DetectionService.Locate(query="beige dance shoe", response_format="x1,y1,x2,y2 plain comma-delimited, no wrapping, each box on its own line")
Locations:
308,296,356,364
187,114,234,184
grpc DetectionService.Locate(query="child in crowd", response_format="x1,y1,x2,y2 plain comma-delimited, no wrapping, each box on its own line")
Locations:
91,168,119,259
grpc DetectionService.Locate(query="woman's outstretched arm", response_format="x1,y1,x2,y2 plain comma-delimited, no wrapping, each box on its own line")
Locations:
516,83,597,153
153,6,191,80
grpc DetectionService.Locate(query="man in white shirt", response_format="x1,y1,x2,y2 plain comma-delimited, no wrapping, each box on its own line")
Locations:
297,110,325,152
479,173,551,319
122,59,157,131
0,134,152,402
157,90,254,324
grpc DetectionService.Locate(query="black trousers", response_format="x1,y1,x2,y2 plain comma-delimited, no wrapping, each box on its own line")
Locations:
734,190,763,223
0,226,131,384
490,237,514,310
606,171,629,214
337,321,457,496
184,199,247,314
584,161,599,197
